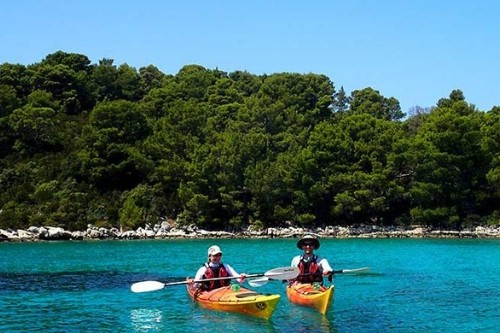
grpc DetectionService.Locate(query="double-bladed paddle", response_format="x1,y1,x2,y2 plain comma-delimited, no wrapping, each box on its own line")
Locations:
247,266,371,287
131,266,299,293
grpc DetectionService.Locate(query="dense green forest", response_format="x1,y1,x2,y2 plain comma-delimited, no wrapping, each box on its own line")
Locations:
0,51,498,232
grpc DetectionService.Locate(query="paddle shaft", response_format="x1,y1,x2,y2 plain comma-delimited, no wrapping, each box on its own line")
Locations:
165,272,265,286
296,267,370,277
249,267,369,287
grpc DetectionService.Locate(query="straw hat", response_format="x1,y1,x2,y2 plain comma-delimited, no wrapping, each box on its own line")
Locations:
296,235,320,250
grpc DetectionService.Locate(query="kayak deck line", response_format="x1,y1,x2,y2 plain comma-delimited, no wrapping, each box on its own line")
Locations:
235,292,260,298
298,291,323,295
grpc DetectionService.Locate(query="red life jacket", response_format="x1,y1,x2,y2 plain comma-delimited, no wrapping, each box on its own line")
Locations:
202,263,229,290
297,255,323,283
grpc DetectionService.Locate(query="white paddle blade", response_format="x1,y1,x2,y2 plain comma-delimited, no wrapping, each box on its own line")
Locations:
248,277,269,287
264,266,299,280
340,267,370,275
131,280,165,293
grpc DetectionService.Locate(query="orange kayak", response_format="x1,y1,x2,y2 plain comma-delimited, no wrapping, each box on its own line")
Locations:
286,283,334,314
187,284,280,319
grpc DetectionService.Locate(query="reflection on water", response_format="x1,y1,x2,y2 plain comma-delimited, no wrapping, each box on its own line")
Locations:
316,314,335,333
130,308,164,332
281,303,337,333
190,306,280,332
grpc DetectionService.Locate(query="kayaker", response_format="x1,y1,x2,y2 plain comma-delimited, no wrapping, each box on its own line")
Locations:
290,235,333,285
188,245,246,291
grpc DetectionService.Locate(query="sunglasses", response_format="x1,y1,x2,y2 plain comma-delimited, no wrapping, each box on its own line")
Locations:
212,253,222,257
303,243,314,247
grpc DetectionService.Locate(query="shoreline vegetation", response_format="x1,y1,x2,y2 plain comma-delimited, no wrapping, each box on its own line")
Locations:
1,223,499,242
1,51,499,239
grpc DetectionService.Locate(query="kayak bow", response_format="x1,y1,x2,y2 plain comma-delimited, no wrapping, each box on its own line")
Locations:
286,283,334,314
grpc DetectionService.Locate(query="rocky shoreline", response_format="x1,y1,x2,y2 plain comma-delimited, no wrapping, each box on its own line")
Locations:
1,223,499,242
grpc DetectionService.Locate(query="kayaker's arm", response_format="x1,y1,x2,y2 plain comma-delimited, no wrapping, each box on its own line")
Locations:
189,266,207,288
323,269,333,283
225,264,246,283
318,256,333,274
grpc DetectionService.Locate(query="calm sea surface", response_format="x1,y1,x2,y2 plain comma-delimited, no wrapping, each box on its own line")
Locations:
0,238,498,332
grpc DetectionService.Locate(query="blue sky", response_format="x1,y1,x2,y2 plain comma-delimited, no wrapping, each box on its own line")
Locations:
2,0,499,113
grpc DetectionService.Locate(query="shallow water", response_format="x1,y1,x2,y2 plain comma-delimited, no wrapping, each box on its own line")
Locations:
0,238,498,332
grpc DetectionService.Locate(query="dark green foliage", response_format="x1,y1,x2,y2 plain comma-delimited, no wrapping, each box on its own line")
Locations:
407,92,496,229
28,52,95,115
76,100,152,191
350,87,405,121
8,106,63,155
0,54,498,231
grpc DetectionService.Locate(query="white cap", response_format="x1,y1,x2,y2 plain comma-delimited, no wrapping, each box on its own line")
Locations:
207,245,223,256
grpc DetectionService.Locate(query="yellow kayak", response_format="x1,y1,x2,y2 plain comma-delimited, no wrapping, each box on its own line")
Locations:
286,283,334,314
187,284,280,319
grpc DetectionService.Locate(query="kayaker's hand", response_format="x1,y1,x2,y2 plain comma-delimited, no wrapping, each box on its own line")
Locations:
238,273,246,283
186,278,194,284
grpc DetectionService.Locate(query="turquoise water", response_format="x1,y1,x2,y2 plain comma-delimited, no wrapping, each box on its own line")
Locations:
0,238,498,332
